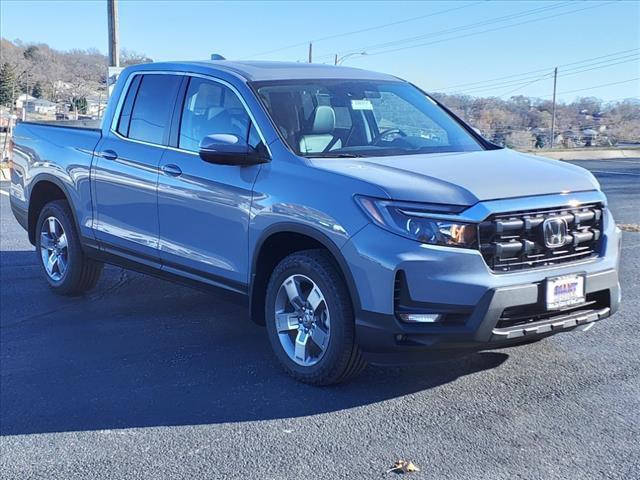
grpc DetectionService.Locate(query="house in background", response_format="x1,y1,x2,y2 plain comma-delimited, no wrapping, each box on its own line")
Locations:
86,94,108,118
15,94,36,110
15,95,58,116
26,98,58,115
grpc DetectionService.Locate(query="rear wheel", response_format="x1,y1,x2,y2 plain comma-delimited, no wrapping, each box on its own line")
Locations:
265,250,366,385
35,200,103,295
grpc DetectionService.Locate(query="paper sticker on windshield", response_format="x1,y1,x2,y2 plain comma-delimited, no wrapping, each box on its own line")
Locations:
351,99,373,110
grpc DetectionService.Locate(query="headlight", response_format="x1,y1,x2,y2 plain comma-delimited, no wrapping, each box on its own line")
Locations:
355,196,478,248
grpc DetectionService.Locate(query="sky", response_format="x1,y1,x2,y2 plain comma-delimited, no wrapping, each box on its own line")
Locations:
1,0,639,102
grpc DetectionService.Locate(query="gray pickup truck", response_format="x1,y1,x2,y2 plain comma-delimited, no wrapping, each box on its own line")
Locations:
9,61,621,384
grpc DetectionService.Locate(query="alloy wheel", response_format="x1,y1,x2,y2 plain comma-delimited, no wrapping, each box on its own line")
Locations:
274,274,330,366
40,216,68,281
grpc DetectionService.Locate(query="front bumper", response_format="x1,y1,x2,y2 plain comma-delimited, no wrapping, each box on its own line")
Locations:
342,200,621,364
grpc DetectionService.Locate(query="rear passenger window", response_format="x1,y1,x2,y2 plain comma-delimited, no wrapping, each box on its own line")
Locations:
127,74,181,145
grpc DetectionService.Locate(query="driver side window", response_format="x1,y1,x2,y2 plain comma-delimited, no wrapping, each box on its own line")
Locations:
179,78,250,151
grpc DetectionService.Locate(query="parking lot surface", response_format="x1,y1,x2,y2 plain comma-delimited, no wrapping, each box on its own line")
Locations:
1,158,639,479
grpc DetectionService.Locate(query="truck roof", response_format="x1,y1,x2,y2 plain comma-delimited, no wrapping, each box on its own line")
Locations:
128,60,402,83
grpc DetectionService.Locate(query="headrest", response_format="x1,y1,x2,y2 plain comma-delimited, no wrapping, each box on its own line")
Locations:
311,105,335,134
194,83,221,110
267,92,300,134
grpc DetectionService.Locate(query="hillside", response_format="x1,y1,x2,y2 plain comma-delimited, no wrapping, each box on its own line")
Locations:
0,39,638,147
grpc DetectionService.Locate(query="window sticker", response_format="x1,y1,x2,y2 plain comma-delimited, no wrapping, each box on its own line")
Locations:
351,99,374,110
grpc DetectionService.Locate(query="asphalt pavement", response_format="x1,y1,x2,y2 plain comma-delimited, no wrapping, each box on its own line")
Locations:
1,158,639,479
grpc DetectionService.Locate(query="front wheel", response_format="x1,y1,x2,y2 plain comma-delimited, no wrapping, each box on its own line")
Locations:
35,200,103,295
265,250,366,385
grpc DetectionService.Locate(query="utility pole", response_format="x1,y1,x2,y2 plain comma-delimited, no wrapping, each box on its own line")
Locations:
308,42,312,63
550,66,557,148
334,54,338,66
107,0,120,68
23,76,29,121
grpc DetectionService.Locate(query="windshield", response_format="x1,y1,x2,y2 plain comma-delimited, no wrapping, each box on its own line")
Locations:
253,80,483,158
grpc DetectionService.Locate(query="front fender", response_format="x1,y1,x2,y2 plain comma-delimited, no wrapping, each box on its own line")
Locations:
250,221,363,314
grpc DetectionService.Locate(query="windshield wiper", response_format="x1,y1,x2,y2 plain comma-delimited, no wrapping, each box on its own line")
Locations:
305,153,363,158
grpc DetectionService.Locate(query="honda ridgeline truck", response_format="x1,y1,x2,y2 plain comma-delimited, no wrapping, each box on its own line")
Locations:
9,61,621,384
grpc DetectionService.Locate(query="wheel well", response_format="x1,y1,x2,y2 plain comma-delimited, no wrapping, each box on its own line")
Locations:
250,231,349,325
28,181,68,244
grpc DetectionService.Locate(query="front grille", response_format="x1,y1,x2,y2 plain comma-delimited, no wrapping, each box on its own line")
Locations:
479,203,603,272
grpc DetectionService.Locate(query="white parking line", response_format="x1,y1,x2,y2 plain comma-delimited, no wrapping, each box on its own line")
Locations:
591,170,640,176
0,189,9,197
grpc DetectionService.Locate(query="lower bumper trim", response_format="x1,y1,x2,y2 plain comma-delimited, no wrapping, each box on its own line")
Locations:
492,307,610,340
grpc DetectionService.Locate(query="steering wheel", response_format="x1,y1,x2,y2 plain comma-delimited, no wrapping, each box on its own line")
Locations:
372,128,408,145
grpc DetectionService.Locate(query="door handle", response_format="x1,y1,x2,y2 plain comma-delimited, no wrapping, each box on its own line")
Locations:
161,164,182,177
100,149,118,161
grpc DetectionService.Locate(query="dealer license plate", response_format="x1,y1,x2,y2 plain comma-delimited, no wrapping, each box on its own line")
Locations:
546,274,586,310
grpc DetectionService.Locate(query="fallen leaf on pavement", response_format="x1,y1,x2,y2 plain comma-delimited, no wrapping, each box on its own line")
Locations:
387,459,420,474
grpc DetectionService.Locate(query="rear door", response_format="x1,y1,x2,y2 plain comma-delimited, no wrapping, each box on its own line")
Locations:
156,75,265,290
92,72,182,265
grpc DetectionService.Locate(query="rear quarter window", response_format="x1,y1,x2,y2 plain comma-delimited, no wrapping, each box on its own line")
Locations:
116,75,142,137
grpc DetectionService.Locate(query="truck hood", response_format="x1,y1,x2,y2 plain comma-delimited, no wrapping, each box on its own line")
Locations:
308,148,600,206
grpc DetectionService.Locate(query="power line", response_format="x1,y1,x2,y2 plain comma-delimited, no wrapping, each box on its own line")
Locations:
313,1,576,60
438,58,638,99
317,1,573,59
454,54,639,95
244,1,486,59
317,1,616,61
481,77,639,100
556,56,639,78
449,56,638,96
550,77,640,97
498,73,554,98
436,48,639,91
370,1,616,58
459,73,555,95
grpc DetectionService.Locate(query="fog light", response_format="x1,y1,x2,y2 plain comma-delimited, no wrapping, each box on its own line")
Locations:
398,313,443,323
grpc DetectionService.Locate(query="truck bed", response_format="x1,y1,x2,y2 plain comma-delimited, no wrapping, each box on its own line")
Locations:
9,120,103,241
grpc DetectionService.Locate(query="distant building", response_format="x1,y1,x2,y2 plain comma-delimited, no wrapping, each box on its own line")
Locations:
15,94,36,109
85,94,108,118
25,98,58,115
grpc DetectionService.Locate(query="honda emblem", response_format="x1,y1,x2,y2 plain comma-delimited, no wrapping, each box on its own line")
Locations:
543,217,568,248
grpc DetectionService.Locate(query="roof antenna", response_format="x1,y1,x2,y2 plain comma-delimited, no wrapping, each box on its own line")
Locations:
210,54,226,60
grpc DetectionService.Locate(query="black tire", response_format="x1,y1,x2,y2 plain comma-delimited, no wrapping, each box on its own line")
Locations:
35,200,103,295
265,249,366,385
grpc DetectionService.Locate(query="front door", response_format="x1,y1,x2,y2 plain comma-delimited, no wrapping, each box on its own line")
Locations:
156,76,264,289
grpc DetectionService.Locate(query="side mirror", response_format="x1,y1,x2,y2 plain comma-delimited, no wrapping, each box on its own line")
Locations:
198,134,268,166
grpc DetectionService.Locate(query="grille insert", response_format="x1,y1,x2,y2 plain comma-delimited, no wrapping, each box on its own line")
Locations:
479,204,603,272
